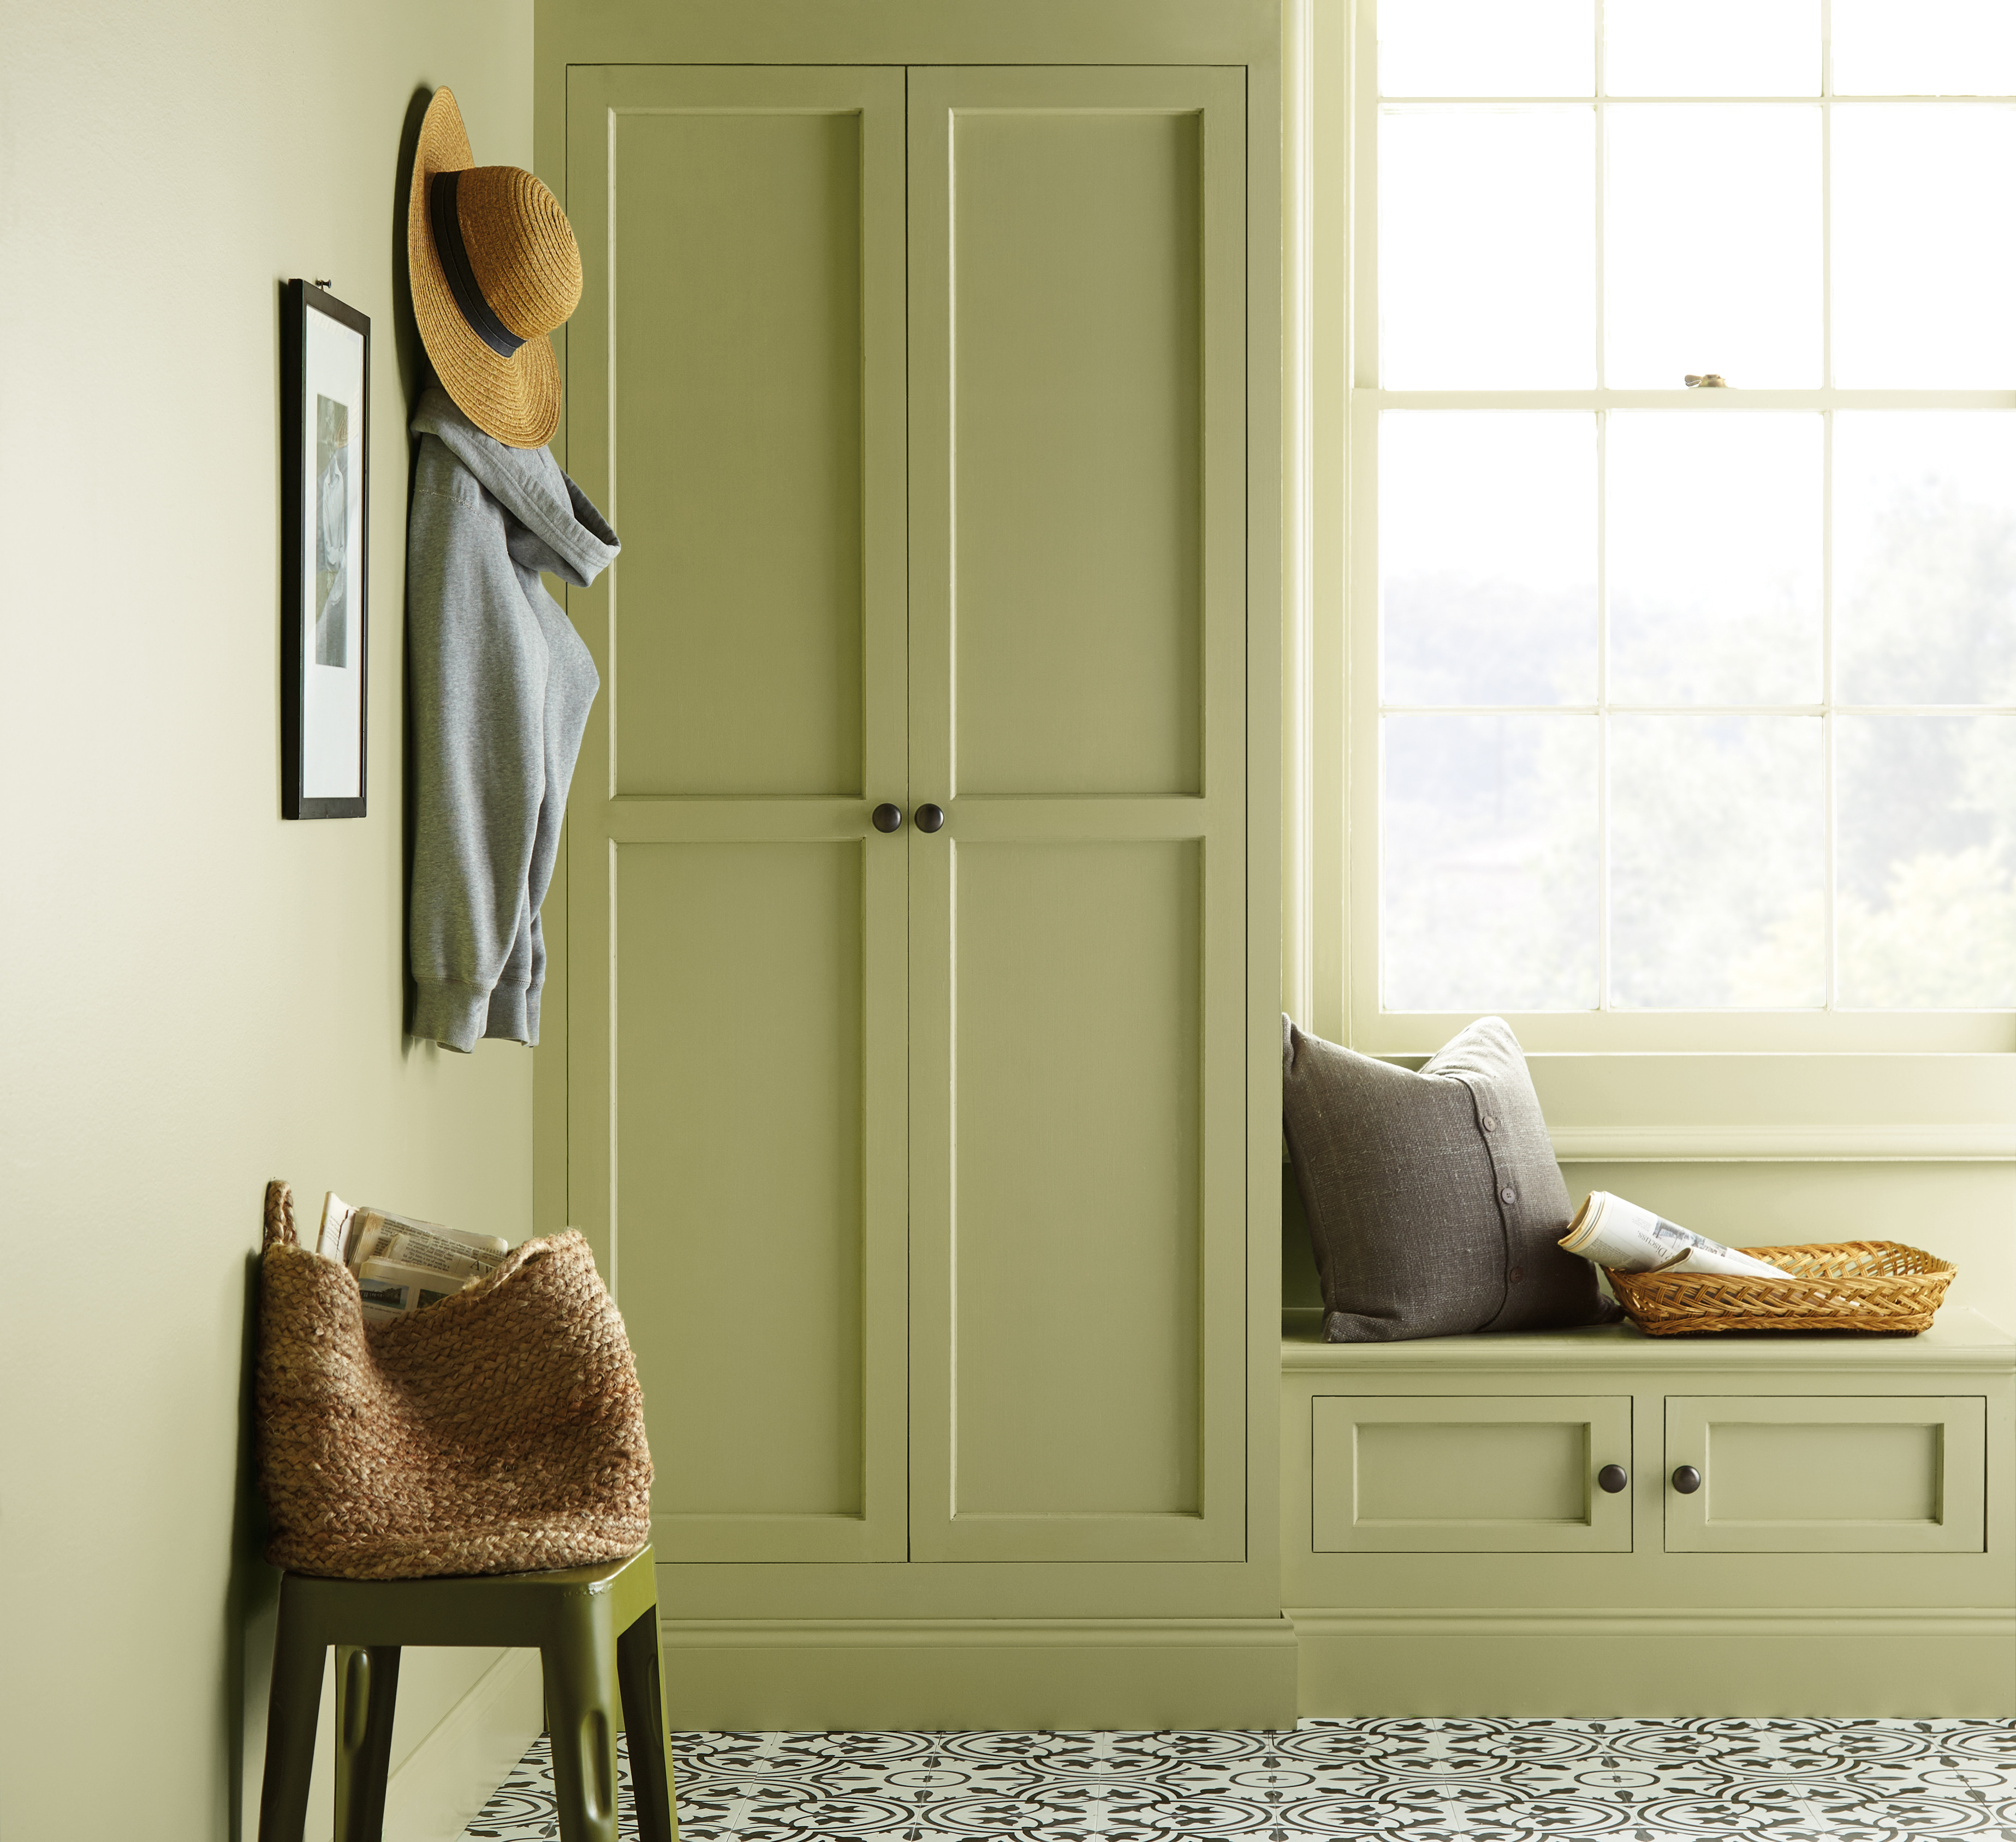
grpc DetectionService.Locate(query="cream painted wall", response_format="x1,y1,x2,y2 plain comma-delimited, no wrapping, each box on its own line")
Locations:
0,2,535,1837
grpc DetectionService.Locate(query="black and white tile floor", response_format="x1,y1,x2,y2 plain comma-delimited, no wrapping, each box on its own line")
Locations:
463,1719,2016,1839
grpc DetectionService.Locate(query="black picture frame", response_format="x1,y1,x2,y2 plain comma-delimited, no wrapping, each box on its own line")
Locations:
281,279,371,819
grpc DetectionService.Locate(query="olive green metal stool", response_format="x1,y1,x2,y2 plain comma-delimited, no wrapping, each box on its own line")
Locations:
255,1544,676,1842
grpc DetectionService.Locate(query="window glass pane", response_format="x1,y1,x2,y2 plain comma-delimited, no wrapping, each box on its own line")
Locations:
1382,413,1597,706
1834,413,2016,707
1381,106,1596,388
1832,104,2016,387
1603,0,1819,97
1380,0,1595,97
1837,716,2016,1008
1833,0,2016,96
1609,715,1825,1006
1606,413,1822,705
1604,105,1821,387
1382,714,1599,1011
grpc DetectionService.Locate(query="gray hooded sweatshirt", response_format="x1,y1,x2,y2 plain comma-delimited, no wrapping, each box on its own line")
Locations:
407,386,617,1052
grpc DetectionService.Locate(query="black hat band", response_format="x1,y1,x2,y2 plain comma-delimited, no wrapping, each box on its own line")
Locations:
430,169,527,360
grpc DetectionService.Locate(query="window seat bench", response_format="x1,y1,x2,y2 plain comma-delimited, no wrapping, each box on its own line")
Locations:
1279,1306,2015,1716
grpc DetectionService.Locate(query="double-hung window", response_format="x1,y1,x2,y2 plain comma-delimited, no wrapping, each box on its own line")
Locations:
1329,0,2016,1056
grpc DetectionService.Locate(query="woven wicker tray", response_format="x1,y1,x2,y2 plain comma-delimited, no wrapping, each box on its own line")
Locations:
1605,1239,1956,1336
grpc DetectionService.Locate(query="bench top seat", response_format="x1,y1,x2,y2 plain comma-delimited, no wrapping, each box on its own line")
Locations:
1282,1304,2015,1374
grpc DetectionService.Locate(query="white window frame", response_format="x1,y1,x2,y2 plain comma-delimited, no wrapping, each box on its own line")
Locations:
1288,0,2016,1154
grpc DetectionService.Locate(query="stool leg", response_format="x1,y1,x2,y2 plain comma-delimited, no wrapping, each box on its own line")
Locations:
256,1587,325,1842
617,1606,680,1841
544,1599,621,1842
335,1644,402,1842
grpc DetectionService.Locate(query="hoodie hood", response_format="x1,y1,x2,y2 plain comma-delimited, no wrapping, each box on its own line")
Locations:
411,384,619,588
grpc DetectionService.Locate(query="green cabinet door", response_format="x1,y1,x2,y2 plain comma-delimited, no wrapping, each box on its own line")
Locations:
1664,1396,1989,1554
565,65,911,1563
1312,1396,1636,1554
905,67,1250,1563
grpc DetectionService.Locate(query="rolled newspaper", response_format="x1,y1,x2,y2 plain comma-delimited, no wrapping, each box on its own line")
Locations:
1560,1191,1792,1279
356,1257,469,1325
317,1192,512,1323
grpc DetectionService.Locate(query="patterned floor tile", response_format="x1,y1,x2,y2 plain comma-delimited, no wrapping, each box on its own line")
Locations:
462,1720,2016,1840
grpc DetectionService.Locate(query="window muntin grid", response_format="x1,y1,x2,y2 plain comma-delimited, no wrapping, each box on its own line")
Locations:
1359,1,2016,1028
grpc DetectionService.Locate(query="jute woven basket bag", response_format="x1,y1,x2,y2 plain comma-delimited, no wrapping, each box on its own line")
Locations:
256,1181,652,1579
1606,1239,1955,1337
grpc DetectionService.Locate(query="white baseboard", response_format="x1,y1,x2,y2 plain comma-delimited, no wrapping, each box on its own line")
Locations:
380,1647,543,1842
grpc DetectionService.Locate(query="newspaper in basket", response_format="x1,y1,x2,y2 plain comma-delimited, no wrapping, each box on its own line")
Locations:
1560,1191,1792,1280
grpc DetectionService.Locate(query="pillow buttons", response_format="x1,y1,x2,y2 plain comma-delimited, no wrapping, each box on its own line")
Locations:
1481,1114,1498,1131
1500,1185,1517,1205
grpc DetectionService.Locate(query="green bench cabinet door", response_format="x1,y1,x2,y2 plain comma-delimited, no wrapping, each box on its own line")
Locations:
1664,1396,1989,1554
1311,1396,1636,1554
564,65,911,1564
906,67,1250,1564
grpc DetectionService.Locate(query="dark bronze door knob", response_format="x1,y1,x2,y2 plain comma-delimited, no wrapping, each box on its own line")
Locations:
1672,1465,1703,1494
871,803,903,833
914,803,945,833
1596,1464,1628,1494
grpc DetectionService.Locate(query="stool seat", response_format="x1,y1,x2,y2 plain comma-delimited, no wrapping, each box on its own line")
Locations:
256,1543,676,1842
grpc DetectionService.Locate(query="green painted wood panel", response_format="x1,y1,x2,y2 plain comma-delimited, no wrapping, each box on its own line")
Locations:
950,839,1203,1517
1665,1396,1989,1554
1312,1396,1634,1554
607,101,867,797
907,66,1248,1564
948,108,1203,795
615,842,866,1525
566,65,910,1563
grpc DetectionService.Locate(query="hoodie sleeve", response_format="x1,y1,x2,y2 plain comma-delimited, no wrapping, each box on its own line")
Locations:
406,442,549,1052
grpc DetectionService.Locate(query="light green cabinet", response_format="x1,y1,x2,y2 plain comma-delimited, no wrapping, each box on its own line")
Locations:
1282,1312,2016,1717
564,65,912,1568
1664,1396,1987,1555
1312,1396,1634,1554
562,62,1251,1572
904,64,1248,1566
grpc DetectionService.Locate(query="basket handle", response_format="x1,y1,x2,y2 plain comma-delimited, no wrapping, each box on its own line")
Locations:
263,1180,298,1251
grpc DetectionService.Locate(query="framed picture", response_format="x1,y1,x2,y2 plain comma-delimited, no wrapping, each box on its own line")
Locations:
281,279,370,819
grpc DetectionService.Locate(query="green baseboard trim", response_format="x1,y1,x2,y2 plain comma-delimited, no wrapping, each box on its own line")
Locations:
1289,1606,2016,1640
1288,1606,2016,1719
659,1616,1300,1730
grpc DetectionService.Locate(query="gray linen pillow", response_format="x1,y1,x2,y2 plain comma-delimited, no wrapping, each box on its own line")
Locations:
1282,1014,1621,1342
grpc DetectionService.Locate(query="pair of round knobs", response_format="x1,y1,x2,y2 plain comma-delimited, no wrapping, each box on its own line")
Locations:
872,803,943,834
1594,1465,1704,1494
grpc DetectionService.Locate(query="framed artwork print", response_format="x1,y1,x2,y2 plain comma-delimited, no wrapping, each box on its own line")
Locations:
282,279,369,819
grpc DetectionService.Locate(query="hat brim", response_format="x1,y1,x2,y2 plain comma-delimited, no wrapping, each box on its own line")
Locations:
408,88,562,450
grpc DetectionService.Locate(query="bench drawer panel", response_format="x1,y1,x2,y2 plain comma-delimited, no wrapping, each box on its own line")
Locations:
1664,1396,1987,1554
1312,1395,1633,1553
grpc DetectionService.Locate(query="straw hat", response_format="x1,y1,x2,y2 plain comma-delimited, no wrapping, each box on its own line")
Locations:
407,88,581,449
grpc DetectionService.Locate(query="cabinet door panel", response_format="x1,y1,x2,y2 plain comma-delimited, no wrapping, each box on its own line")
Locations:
948,108,1203,796
1313,1396,1634,1553
567,66,909,1562
616,842,867,1522
948,838,1203,1519
605,98,869,798
908,67,1247,1564
1665,1396,1988,1554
